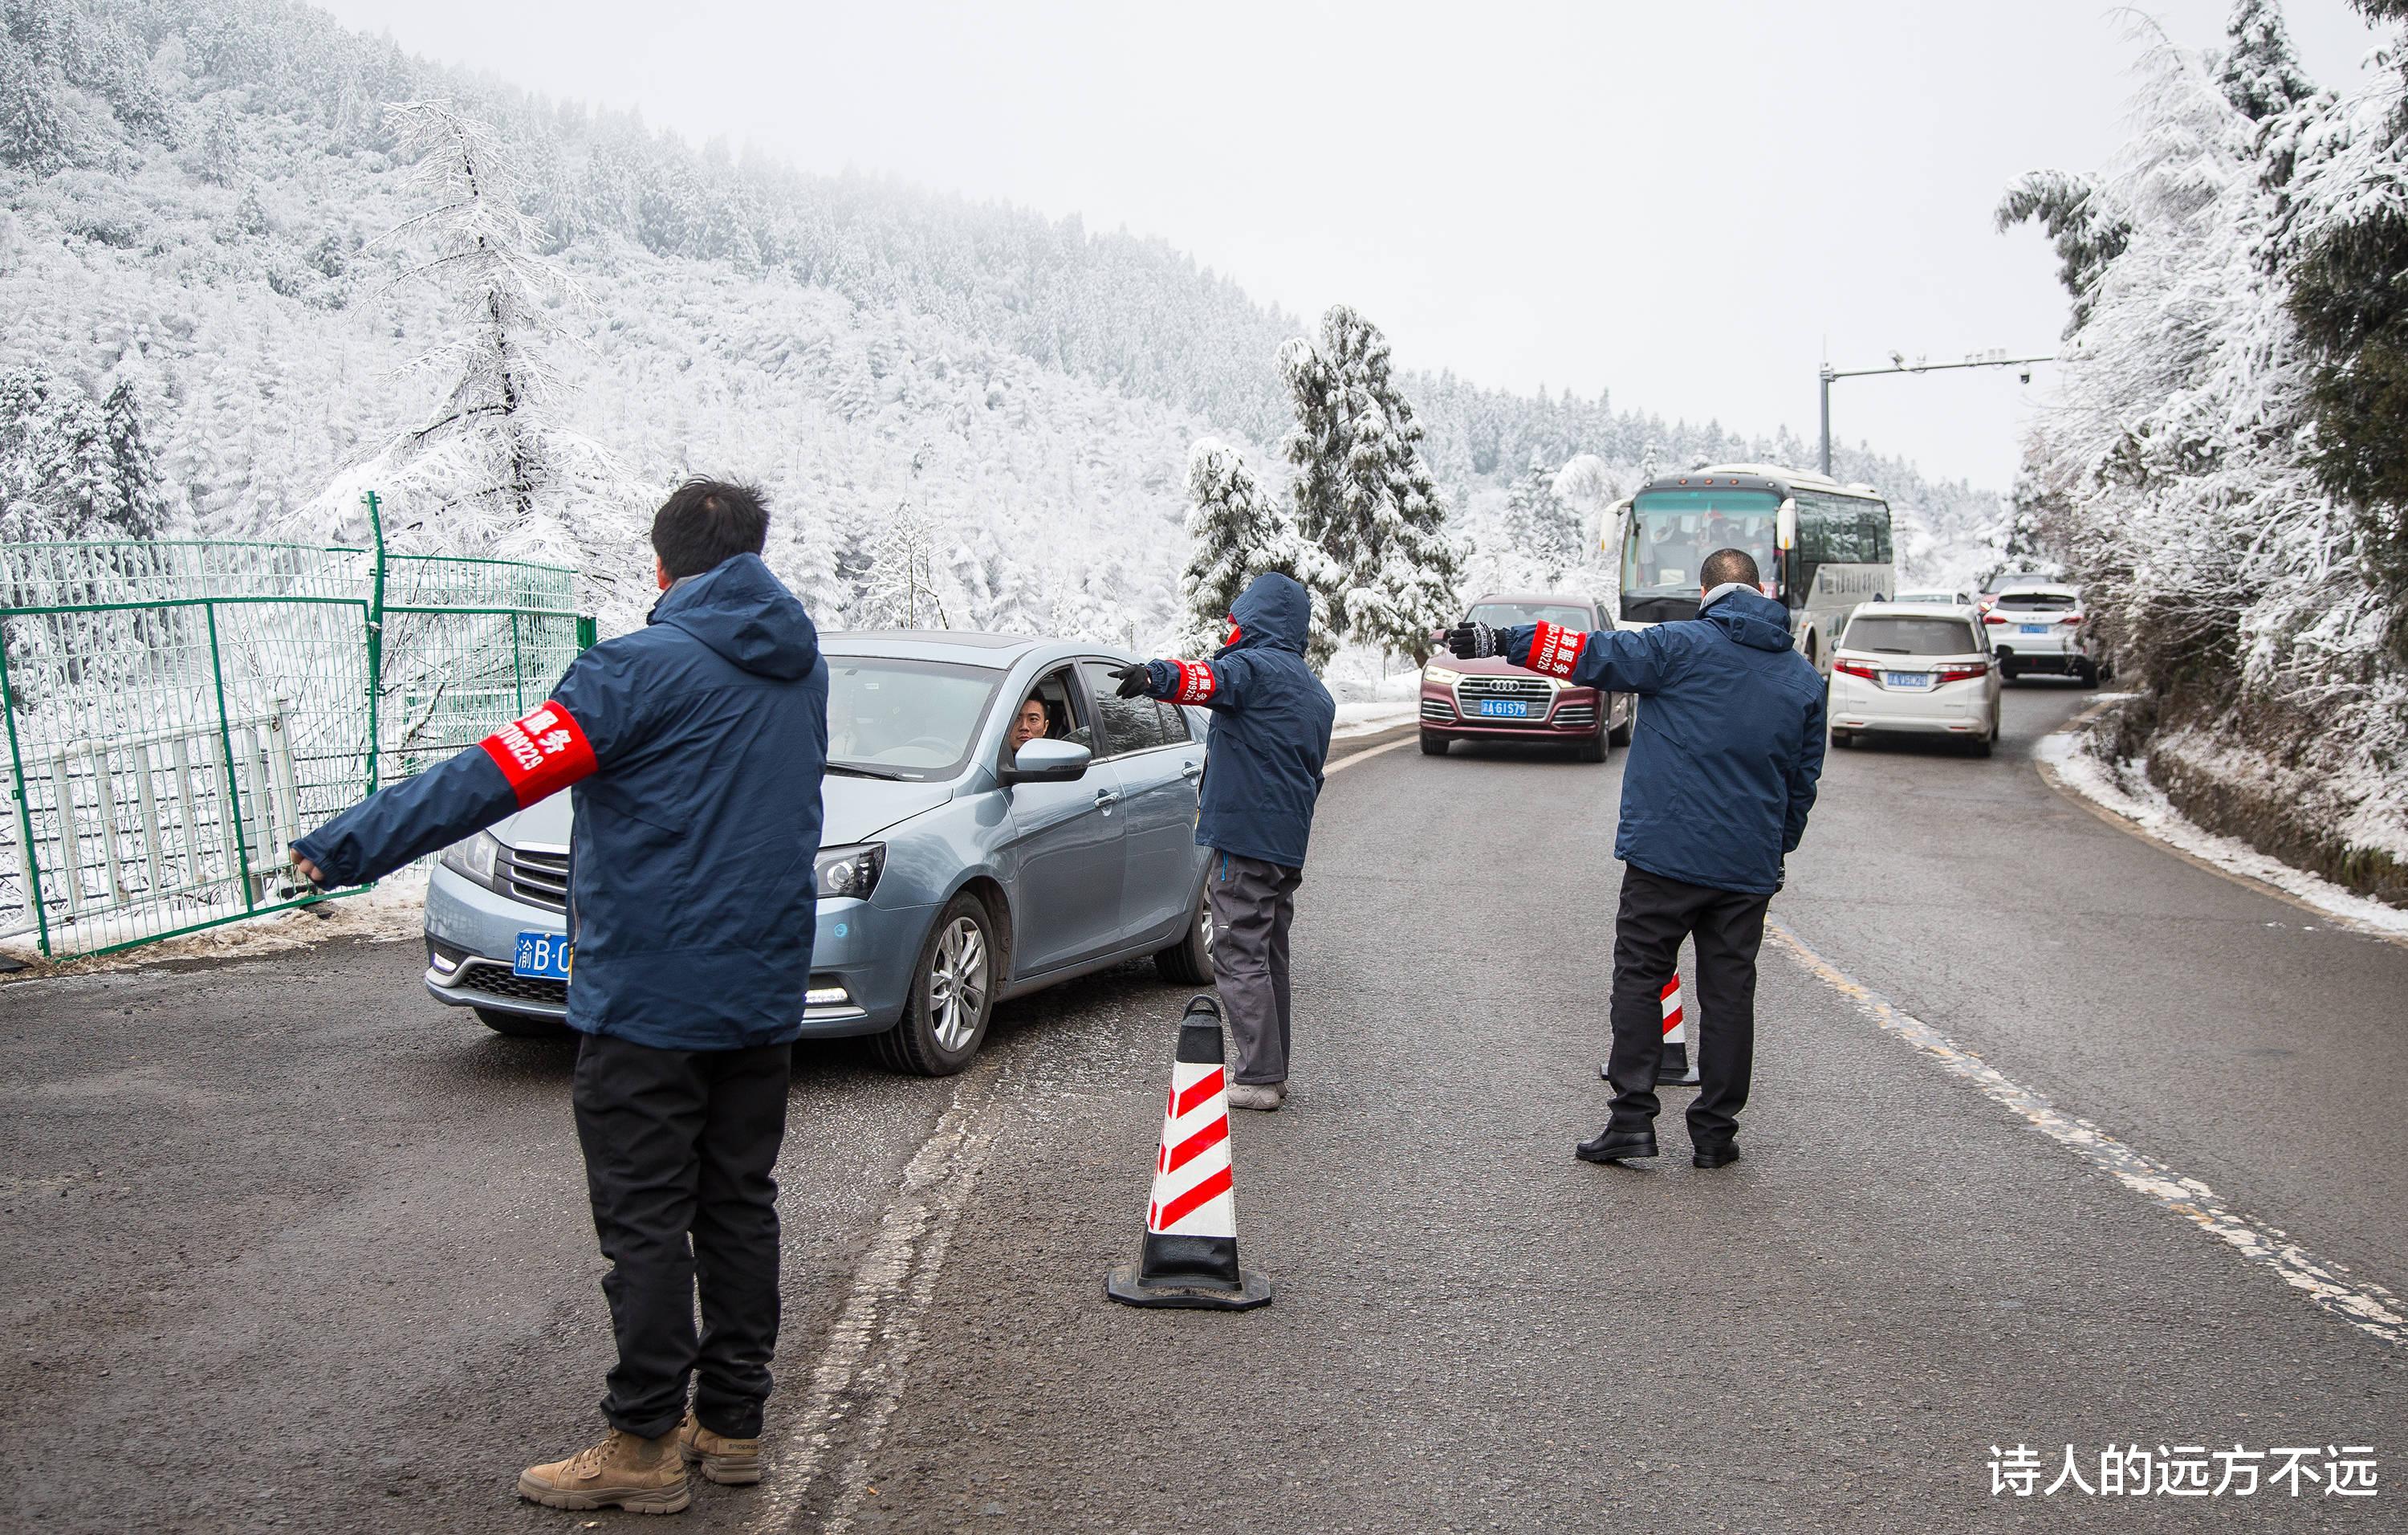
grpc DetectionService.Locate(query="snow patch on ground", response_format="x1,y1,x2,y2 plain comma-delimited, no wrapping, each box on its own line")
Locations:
0,867,427,983
2042,726,2408,940
1332,701,1419,739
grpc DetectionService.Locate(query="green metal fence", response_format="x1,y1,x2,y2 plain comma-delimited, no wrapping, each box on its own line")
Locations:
1,495,588,959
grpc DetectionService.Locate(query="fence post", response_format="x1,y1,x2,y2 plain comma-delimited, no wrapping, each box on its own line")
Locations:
87,742,125,902
364,489,386,797
133,742,164,900
48,751,80,919
576,615,597,652
171,735,200,891
205,602,255,914
0,617,51,956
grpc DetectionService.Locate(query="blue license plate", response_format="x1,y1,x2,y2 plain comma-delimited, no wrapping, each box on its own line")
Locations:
2020,624,2048,634
1885,672,1931,690
1476,699,1531,718
513,930,573,979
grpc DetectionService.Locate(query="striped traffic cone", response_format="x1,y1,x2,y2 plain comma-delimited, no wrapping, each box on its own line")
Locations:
1599,975,1701,1086
1105,995,1273,1311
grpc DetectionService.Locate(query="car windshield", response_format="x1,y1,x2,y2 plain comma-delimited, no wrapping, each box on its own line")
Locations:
1466,601,1592,629
1996,591,2078,610
825,656,1003,780
1841,616,1980,656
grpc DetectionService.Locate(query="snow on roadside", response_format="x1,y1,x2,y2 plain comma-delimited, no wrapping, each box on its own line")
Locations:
0,867,429,983
2039,724,2408,940
1333,700,1419,739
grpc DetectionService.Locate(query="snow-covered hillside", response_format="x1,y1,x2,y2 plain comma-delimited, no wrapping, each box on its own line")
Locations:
3,0,2003,658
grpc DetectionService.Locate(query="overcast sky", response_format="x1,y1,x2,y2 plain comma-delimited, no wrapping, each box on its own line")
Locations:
314,0,2386,490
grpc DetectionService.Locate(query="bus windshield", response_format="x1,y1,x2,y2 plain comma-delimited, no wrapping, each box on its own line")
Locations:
1624,489,1783,598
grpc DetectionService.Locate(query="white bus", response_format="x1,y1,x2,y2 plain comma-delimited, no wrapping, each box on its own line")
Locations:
1612,463,1896,677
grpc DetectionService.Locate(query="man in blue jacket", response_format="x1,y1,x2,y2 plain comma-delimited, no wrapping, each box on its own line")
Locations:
1447,548,1824,1169
1111,572,1335,1112
288,480,829,1514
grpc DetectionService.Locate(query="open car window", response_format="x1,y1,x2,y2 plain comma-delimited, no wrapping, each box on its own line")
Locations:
1079,660,1173,758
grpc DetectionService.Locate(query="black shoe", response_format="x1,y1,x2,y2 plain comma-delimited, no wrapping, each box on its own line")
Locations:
1576,1128,1658,1163
1692,1143,1739,1169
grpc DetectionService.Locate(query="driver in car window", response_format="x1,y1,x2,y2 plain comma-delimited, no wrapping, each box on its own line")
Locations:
1008,697,1051,754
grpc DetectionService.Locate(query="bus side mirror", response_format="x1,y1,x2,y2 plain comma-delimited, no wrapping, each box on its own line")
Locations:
1776,499,1798,552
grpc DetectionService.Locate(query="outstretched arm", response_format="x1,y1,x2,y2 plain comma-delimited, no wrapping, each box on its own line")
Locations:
1108,656,1249,710
1443,620,1675,695
290,653,633,887
1783,689,1828,854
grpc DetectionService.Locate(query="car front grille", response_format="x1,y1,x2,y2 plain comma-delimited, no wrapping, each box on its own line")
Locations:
1454,674,1557,727
499,845,568,913
1420,698,1456,721
1457,676,1554,702
456,959,569,1008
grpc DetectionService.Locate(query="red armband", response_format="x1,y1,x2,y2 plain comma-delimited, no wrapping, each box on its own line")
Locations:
1525,621,1588,679
1169,660,1218,703
477,700,599,808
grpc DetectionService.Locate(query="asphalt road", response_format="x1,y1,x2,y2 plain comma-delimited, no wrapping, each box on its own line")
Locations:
2,691,2402,1532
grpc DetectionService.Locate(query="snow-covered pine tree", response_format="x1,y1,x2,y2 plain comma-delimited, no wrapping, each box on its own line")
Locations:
1179,437,1309,657
862,495,947,629
376,100,582,552
101,378,170,539
1277,334,1347,670
194,98,242,186
1316,305,1462,663
1501,456,1580,581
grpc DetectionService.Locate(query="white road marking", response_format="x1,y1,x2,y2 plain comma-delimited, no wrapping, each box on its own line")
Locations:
1324,734,1416,776
753,1064,1002,1532
1769,921,2408,1350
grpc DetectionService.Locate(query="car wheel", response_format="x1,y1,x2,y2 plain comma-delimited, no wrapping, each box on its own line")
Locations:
1574,724,1608,763
876,892,994,1077
1419,731,1448,756
1968,734,1994,759
1154,880,1214,984
1608,697,1633,747
2076,659,2100,688
1999,661,2020,686
1830,730,1855,749
474,1006,569,1039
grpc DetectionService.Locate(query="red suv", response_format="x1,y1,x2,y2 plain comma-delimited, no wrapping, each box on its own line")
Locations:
1420,593,1635,762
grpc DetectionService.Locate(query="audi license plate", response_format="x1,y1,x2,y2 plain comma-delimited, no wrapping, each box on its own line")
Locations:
1476,699,1531,718
513,930,573,979
2020,624,2048,634
1885,672,1932,690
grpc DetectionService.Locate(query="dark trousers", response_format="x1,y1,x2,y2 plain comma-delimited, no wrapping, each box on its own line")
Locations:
1605,865,1771,1148
1207,851,1304,1085
571,1032,791,1439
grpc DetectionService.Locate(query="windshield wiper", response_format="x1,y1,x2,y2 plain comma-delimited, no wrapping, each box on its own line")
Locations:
826,761,915,780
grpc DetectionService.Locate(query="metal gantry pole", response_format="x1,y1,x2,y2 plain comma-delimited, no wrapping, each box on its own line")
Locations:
1816,352,2055,479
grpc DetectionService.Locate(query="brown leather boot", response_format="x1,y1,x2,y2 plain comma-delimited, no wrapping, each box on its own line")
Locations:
677,1411,763,1485
517,1426,690,1514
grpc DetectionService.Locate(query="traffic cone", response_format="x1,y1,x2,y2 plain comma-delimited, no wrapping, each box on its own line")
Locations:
1599,975,1701,1085
1105,995,1273,1311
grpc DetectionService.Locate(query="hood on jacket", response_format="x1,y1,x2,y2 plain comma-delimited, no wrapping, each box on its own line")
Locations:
650,552,821,680
1221,572,1312,658
1701,587,1796,653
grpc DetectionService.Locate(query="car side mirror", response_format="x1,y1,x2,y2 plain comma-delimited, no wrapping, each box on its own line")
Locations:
1775,498,1798,552
1005,737,1090,784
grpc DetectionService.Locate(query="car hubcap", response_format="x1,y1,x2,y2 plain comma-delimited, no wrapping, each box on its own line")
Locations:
926,917,989,1053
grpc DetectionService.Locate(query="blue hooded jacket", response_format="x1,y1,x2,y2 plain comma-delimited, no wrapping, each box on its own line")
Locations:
292,553,831,1049
1505,587,1824,895
1141,572,1335,870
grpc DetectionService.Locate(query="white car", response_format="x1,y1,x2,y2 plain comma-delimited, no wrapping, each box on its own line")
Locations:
1979,581,2101,685
1827,602,2003,756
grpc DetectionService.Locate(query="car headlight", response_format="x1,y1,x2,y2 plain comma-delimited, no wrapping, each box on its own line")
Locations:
439,829,502,891
815,843,886,901
1424,664,1465,686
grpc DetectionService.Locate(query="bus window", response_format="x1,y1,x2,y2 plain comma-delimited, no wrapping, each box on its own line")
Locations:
1625,488,1783,597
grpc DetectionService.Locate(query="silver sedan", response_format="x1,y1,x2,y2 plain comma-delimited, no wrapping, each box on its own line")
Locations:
420,633,1216,1074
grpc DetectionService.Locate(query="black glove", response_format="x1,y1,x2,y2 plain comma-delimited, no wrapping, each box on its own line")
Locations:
1108,662,1154,699
1444,621,1501,659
